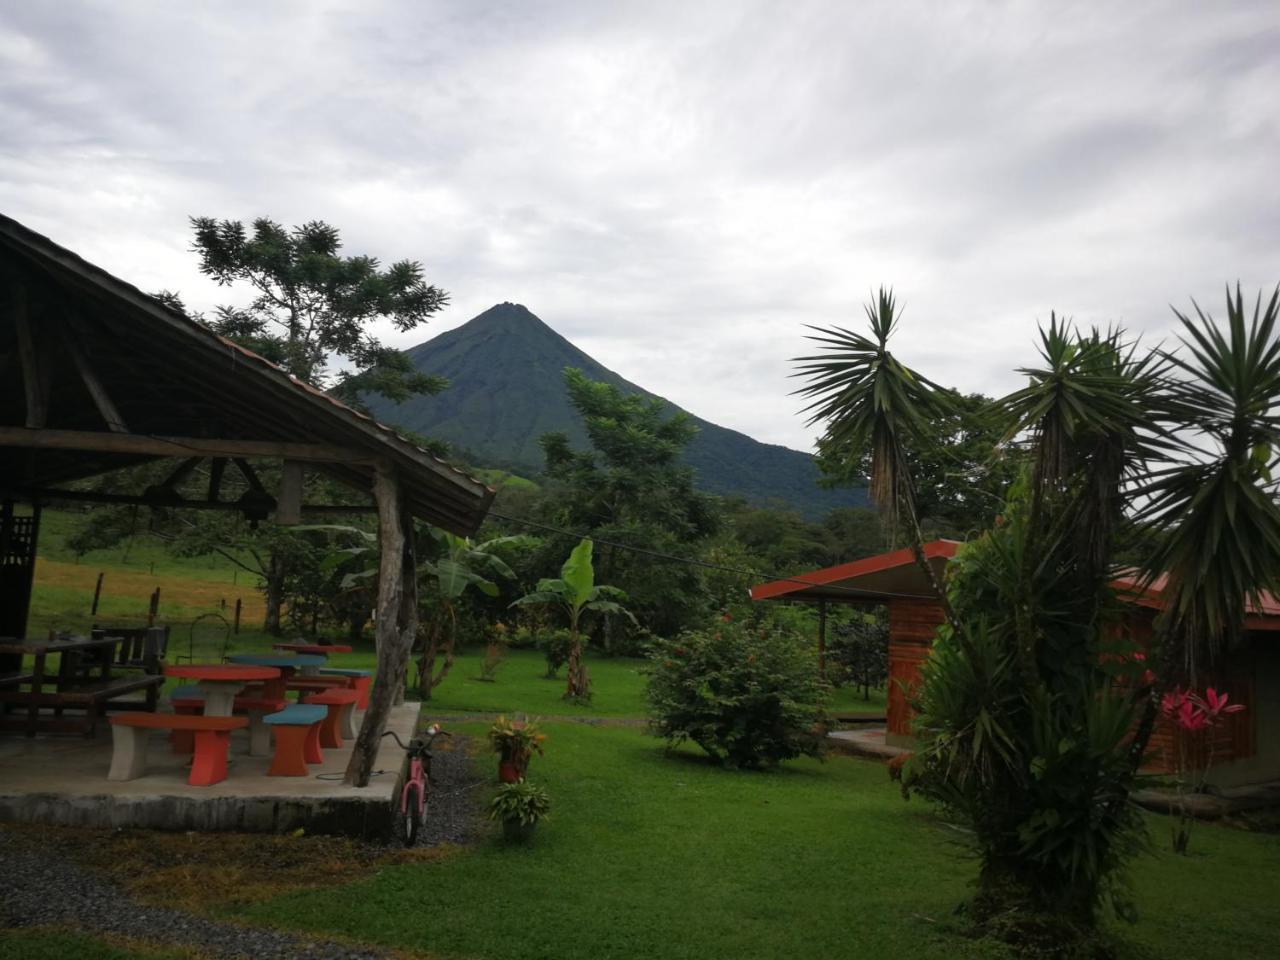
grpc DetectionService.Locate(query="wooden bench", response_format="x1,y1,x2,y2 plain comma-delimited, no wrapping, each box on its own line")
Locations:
108,712,248,786
263,704,327,776
1,675,164,736
303,687,361,748
317,668,372,708
169,686,286,757
92,625,170,674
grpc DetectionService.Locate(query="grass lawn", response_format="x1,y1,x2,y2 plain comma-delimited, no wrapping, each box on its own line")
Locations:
16,509,1279,959
232,721,1280,960
0,928,202,960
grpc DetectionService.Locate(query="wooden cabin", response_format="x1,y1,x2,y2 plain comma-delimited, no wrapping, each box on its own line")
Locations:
751,540,1280,788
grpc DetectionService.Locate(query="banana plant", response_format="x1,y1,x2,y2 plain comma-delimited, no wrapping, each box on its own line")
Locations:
416,528,527,699
511,538,634,701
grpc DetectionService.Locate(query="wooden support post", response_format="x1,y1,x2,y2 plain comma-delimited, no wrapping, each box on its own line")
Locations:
817,599,828,681
276,460,304,525
345,464,409,787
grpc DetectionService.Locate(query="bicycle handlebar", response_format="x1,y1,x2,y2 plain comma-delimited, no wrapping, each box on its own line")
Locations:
380,726,450,753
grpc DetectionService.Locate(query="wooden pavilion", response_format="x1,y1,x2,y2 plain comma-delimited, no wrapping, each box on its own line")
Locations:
0,213,494,786
751,540,1280,787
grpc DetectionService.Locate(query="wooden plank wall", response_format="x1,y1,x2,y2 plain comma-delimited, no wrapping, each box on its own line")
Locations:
886,599,947,738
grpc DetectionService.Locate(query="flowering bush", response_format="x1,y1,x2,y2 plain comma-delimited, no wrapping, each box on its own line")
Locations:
645,615,828,769
1160,686,1245,853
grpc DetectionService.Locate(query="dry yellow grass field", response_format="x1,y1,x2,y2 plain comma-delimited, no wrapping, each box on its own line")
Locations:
29,558,265,634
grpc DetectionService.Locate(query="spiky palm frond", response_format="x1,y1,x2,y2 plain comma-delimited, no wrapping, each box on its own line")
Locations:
1139,285,1280,678
791,287,952,526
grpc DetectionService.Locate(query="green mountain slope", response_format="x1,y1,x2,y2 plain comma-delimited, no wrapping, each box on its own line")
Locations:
364,303,867,517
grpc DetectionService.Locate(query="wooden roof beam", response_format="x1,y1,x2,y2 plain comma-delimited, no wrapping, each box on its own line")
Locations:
0,427,371,463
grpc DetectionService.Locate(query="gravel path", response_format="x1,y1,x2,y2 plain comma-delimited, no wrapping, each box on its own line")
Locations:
0,734,489,958
414,732,490,848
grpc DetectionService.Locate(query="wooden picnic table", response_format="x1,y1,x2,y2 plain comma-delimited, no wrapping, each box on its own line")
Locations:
0,634,163,736
162,664,279,717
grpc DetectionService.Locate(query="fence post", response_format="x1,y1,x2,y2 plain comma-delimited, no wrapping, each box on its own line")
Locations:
91,572,104,615
233,598,242,635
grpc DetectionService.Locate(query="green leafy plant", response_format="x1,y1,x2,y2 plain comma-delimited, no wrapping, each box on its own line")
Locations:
645,615,828,768
536,627,573,678
488,715,546,777
489,780,551,831
510,538,634,701
416,529,526,699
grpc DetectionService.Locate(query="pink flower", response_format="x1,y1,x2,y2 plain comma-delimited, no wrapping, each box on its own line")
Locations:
1202,687,1246,718
1160,688,1189,718
1177,699,1208,732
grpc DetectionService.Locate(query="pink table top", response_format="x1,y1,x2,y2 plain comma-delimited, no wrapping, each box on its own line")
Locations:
163,664,280,682
272,643,353,655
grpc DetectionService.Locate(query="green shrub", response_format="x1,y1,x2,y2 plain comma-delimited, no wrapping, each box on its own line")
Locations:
645,616,828,768
537,628,573,678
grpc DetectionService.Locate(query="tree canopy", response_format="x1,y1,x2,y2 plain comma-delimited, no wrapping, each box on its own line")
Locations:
181,216,450,407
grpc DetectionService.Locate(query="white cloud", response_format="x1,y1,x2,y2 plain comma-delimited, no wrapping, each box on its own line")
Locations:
2,0,1277,451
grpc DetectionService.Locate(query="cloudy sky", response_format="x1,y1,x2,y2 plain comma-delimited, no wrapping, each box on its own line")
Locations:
2,1,1277,451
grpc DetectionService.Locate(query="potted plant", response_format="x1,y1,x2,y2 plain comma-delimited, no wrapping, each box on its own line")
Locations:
488,715,545,783
489,780,550,842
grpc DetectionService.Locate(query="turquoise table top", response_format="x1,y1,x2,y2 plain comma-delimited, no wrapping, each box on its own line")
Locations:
226,653,326,668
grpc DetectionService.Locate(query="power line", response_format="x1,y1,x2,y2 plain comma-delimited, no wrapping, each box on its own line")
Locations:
485,509,941,605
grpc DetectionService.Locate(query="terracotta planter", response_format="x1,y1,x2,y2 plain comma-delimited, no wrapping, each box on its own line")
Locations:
498,759,523,783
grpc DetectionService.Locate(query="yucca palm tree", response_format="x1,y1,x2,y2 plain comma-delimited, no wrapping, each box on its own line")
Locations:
792,288,959,625
794,283,1280,944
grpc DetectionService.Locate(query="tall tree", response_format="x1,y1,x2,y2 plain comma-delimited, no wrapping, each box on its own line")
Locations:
152,217,454,632
537,369,719,638
186,217,449,406
816,391,1019,537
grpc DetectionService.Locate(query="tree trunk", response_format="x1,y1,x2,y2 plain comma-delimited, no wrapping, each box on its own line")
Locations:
345,464,409,787
392,522,417,707
563,613,589,700
262,552,285,635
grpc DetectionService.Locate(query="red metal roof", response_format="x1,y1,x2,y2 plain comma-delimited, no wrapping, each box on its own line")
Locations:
750,539,959,603
752,541,1280,632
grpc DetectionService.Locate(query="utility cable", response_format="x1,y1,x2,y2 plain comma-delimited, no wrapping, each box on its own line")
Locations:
485,509,943,605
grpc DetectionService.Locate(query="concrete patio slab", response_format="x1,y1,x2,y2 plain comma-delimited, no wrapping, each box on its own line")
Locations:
827,726,905,761
0,702,420,837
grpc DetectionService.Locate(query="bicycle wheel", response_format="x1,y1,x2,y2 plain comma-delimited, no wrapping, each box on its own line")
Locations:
401,782,423,847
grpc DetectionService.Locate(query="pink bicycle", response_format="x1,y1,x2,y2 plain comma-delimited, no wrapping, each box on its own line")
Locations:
382,723,449,846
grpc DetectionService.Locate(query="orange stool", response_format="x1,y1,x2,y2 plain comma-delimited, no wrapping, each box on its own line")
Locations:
304,688,361,748
263,704,327,776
